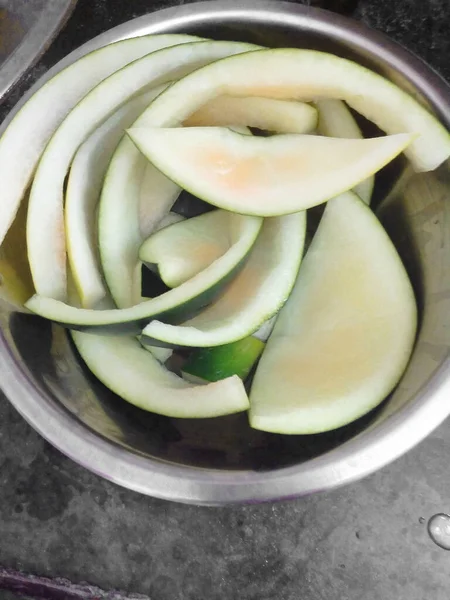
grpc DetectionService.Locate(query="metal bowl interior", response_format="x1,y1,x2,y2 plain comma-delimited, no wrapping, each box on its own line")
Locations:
0,1,449,504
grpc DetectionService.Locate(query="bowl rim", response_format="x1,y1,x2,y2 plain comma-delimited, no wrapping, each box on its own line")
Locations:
1,0,450,505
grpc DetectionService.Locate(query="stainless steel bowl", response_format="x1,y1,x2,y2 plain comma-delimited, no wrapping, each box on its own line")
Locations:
0,0,77,100
1,1,449,505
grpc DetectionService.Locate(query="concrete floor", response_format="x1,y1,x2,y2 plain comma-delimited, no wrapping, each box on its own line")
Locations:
0,0,450,598
2,394,450,599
